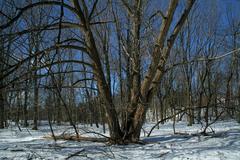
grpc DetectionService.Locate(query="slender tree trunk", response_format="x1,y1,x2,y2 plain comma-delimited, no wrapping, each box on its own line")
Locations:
154,98,159,128
23,87,29,127
16,92,21,125
197,92,203,123
225,73,233,116
158,93,164,124
0,33,4,129
173,106,176,134
188,91,194,126
32,56,39,130
56,99,62,125
0,89,4,129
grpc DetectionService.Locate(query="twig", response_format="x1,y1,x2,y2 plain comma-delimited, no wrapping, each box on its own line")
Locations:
147,109,187,137
26,128,32,136
66,149,85,159
165,47,240,72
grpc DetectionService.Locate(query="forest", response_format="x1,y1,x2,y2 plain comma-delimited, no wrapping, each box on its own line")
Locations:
0,0,240,159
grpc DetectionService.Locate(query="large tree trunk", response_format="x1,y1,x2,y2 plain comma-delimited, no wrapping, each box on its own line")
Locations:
84,28,123,141
121,0,142,143
95,68,123,142
123,103,147,142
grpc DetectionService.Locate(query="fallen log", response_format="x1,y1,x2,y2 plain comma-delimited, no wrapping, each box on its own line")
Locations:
44,134,108,143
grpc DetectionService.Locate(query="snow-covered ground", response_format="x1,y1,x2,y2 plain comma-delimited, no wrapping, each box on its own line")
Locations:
0,120,239,160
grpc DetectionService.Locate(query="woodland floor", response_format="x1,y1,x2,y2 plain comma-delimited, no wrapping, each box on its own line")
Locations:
0,120,239,160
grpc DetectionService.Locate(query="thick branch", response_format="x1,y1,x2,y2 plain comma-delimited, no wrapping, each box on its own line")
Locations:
141,0,179,98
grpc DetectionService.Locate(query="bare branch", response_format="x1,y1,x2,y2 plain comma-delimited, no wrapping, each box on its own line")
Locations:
165,47,240,72
0,1,78,30
88,0,99,20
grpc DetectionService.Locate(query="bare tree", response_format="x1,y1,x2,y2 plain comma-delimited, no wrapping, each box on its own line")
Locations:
0,0,195,143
